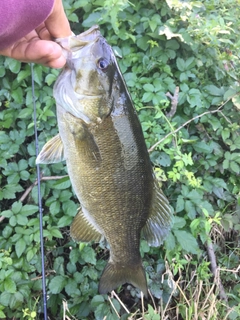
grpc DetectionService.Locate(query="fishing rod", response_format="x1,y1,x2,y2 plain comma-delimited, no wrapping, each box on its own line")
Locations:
31,63,48,320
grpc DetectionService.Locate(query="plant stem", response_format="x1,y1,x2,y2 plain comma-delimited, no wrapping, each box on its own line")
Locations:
206,238,228,302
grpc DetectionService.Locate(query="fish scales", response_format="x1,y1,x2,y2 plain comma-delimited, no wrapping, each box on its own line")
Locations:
36,25,173,296
58,107,152,262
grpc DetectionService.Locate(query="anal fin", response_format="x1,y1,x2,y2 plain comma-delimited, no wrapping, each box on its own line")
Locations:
70,207,102,243
36,134,64,164
142,178,173,247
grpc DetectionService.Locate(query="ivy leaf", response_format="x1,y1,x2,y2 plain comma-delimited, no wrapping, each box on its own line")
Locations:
49,201,60,215
91,295,105,308
65,279,79,296
18,107,33,119
45,74,57,86
0,292,12,307
9,292,24,309
16,215,28,226
145,305,161,320
57,215,72,227
11,87,23,104
70,249,80,264
49,228,63,239
81,246,96,265
173,217,186,229
164,232,175,251
230,161,239,173
0,65,6,77
49,276,67,294
187,88,202,107
173,230,199,254
4,278,16,293
137,36,150,51
176,196,184,213
143,83,155,92
7,59,21,73
94,304,112,320
27,248,37,262
16,69,31,82
33,65,43,86
21,205,39,216
149,282,163,300
185,200,196,220
193,141,212,154
2,226,13,238
3,184,23,199
204,84,223,96
53,176,71,189
149,19,158,32
82,12,101,27
68,12,79,22
1,210,13,218
176,57,185,71
142,92,154,103
15,238,26,258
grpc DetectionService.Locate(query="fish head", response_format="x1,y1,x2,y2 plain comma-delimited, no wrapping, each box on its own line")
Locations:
54,25,119,123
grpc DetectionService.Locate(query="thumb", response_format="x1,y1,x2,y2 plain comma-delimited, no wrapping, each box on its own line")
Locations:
44,0,71,38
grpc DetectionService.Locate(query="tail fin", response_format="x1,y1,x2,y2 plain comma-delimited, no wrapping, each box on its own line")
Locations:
99,262,148,297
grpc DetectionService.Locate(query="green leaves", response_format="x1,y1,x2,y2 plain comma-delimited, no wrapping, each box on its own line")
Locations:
173,230,199,254
4,58,21,74
176,57,195,71
0,0,239,319
142,79,168,105
144,305,161,320
223,152,240,174
80,246,97,265
15,238,26,258
49,276,68,294
4,278,16,293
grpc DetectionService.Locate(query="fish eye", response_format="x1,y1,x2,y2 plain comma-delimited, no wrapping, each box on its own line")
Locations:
98,58,109,71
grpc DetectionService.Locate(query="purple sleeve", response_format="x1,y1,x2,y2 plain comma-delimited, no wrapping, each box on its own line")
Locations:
0,0,54,50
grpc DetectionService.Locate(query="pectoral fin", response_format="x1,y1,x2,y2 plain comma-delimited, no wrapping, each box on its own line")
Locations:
36,134,64,164
142,178,173,247
70,208,102,242
64,112,102,162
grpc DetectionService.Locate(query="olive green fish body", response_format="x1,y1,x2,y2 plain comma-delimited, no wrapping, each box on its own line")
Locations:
59,110,153,246
36,25,173,296
56,85,153,294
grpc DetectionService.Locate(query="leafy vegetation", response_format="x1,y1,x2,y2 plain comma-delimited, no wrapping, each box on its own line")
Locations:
0,0,239,319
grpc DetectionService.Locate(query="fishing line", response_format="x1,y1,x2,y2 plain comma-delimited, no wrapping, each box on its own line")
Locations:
31,63,48,320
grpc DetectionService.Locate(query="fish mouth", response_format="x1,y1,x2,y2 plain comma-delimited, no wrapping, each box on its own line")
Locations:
75,25,101,42
55,25,101,53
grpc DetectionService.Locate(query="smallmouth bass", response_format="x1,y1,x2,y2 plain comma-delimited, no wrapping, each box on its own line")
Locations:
37,25,173,296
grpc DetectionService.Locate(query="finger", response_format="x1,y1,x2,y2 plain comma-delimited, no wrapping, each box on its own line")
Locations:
0,38,66,68
45,0,72,38
23,40,66,68
35,23,52,41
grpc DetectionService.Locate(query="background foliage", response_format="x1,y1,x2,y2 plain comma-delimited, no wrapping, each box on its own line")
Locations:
0,0,239,319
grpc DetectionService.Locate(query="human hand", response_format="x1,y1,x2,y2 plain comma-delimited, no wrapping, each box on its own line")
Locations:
0,0,72,68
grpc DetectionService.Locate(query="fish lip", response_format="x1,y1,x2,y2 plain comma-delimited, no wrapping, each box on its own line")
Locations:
75,25,100,40
55,25,102,61
55,25,101,51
